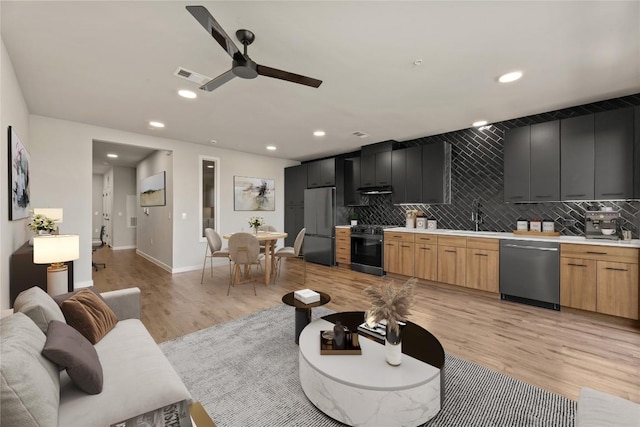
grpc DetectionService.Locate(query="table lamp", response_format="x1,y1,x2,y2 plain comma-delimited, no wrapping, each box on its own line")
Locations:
33,234,79,296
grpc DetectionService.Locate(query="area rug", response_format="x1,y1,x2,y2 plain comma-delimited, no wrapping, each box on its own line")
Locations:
160,305,576,426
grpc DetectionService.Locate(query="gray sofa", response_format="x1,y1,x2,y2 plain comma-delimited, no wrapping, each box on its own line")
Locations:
1,286,192,427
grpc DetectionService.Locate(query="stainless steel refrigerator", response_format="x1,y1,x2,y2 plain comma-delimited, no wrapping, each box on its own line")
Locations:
304,187,336,266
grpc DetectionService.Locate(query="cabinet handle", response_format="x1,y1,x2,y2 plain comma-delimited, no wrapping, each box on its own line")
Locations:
567,263,587,267
601,192,624,196
421,247,431,251
605,267,628,272
508,196,524,199
535,195,552,198
586,251,607,255
567,193,586,197
474,253,488,257
445,250,456,253
401,245,411,248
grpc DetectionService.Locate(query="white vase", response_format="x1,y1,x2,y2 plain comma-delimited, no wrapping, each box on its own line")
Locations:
350,220,357,226
385,324,403,366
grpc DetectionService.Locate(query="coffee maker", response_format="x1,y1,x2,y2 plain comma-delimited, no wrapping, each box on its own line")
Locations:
585,210,620,240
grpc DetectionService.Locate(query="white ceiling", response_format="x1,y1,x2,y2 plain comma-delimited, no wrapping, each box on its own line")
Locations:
2,1,639,168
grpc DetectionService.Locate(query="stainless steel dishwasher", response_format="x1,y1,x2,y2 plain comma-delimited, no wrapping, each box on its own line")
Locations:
499,239,560,310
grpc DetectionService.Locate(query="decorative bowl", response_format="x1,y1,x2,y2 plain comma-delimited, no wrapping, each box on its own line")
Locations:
601,229,616,236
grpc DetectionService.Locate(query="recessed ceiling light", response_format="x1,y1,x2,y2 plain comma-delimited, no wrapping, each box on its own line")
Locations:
266,145,277,151
413,59,423,66
107,153,118,158
472,120,488,127
209,139,217,144
178,89,197,99
313,130,326,137
498,71,523,83
149,121,165,128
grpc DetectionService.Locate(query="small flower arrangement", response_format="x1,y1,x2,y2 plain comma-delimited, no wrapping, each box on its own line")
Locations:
364,278,416,336
248,216,265,229
28,213,56,233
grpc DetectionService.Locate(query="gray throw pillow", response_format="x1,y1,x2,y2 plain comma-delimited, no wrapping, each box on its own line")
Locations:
42,320,104,394
13,286,66,334
0,313,60,427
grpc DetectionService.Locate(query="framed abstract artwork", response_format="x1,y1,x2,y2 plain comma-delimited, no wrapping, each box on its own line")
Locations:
140,171,166,207
8,126,30,220
234,176,275,211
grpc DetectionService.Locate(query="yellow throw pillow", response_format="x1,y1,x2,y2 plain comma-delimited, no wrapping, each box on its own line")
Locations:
61,289,118,344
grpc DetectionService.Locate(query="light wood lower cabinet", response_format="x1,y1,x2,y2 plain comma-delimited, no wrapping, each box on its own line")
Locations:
384,232,415,276
335,228,351,265
414,234,437,281
560,257,597,311
596,261,639,319
560,244,639,320
466,248,499,292
437,246,466,286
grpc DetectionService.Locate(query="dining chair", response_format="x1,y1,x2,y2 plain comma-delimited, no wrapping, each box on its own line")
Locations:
92,225,106,271
258,225,279,253
274,228,306,284
227,232,264,296
201,228,231,284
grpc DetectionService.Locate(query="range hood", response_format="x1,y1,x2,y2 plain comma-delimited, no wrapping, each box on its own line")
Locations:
357,185,393,195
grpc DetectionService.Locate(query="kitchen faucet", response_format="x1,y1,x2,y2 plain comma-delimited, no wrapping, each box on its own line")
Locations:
471,198,482,231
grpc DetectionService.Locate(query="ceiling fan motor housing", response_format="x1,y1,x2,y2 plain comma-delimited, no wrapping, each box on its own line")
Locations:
233,58,258,79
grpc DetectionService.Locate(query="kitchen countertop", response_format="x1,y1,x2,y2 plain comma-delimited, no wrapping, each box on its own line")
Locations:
383,227,640,248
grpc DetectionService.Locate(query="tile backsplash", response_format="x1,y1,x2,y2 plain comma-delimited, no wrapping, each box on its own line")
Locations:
354,93,640,238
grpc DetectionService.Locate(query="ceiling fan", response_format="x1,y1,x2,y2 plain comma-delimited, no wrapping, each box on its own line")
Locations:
186,5,323,92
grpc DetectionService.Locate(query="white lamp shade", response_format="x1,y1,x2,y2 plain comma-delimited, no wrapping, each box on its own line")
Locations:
33,234,79,264
33,208,63,223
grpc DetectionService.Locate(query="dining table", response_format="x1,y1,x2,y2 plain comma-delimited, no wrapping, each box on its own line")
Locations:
223,231,288,286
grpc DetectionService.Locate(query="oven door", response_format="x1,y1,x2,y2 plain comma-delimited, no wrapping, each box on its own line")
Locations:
350,234,384,276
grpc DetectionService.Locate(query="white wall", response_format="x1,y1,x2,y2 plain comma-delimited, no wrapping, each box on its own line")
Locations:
1,39,31,309
25,115,298,292
91,174,103,239
112,166,136,249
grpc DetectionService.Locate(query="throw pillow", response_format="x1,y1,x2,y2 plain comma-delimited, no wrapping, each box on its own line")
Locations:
13,286,66,334
42,320,103,394
52,286,106,307
61,289,118,344
0,313,60,427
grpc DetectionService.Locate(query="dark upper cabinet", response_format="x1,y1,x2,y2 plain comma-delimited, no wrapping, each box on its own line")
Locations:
422,142,451,204
503,126,530,202
392,146,422,204
594,107,634,199
360,152,391,187
285,164,307,205
375,151,392,186
530,121,560,201
307,158,335,188
360,154,375,187
635,106,640,199
344,158,361,206
561,114,595,200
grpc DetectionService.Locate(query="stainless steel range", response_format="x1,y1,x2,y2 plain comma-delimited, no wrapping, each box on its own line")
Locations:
350,225,394,276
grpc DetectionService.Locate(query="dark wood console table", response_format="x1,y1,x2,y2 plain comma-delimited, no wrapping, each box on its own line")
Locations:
9,241,74,307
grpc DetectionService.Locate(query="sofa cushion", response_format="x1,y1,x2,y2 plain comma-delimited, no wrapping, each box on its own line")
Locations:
61,288,118,344
52,286,106,307
42,320,103,394
57,319,192,427
0,313,60,427
576,387,640,427
13,286,66,334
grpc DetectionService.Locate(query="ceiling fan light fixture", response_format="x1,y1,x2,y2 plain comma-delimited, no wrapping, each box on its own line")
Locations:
498,71,523,83
149,121,165,128
178,89,197,99
313,130,326,137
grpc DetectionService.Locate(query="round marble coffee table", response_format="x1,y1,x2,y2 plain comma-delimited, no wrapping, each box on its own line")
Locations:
298,311,445,427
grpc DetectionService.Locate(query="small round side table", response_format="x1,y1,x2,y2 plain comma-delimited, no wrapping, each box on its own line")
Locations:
281,290,331,344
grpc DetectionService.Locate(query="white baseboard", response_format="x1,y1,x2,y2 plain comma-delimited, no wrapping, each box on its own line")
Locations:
172,264,205,273
112,245,136,251
136,250,172,273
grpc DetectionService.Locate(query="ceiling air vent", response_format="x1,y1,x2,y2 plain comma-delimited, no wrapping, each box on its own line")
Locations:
352,131,369,138
173,67,212,86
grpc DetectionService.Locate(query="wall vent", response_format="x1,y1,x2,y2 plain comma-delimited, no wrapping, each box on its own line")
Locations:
173,67,212,86
352,131,369,138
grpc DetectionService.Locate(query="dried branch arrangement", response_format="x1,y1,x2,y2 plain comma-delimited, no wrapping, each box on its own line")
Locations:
364,278,416,336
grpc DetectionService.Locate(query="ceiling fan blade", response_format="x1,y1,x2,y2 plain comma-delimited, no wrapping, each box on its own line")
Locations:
256,64,322,88
199,69,237,92
186,6,242,60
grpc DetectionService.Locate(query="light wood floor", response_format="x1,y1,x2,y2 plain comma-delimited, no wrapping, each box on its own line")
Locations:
92,247,640,404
